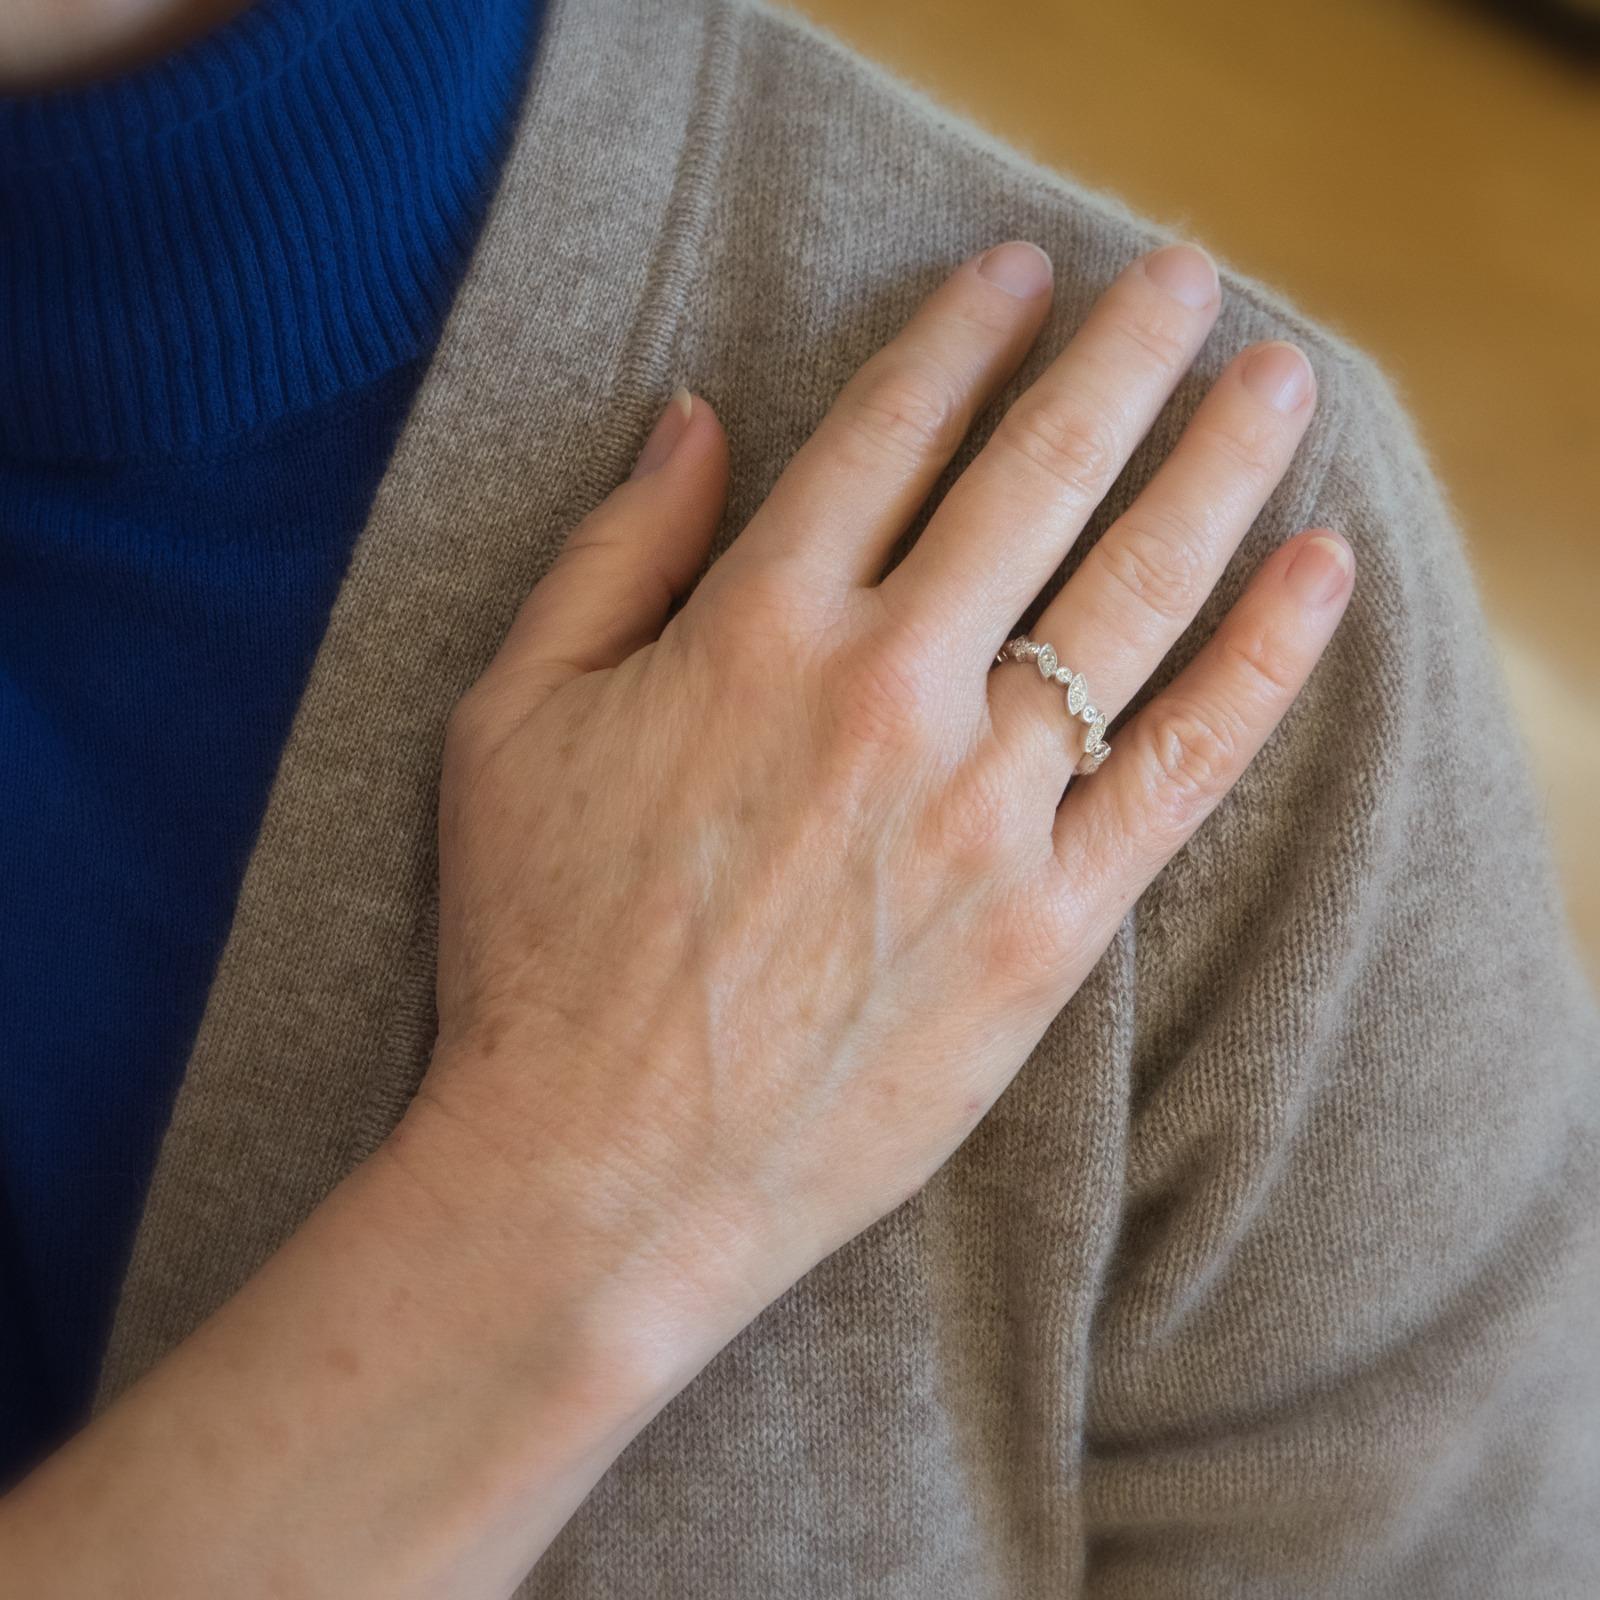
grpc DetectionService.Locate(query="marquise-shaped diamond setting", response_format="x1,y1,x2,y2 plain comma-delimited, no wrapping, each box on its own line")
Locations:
992,636,1112,778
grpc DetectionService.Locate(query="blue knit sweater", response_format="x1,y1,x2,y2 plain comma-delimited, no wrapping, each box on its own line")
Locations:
0,0,541,1481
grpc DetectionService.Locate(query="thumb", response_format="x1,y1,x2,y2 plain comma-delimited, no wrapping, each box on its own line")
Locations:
483,386,729,705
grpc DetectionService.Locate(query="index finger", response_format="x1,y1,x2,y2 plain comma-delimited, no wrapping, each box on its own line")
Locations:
722,241,1056,589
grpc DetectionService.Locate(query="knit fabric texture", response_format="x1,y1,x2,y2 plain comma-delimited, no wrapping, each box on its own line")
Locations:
0,0,539,1477
95,0,1600,1593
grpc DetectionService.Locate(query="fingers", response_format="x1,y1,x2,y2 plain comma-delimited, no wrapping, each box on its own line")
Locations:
721,241,1055,588
1051,528,1354,947
476,389,729,710
881,243,1222,661
990,340,1317,779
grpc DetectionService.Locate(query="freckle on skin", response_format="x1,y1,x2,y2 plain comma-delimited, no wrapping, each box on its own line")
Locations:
388,1284,413,1314
326,1345,360,1377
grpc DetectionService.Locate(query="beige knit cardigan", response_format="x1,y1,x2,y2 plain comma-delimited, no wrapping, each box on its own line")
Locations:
96,0,1600,1593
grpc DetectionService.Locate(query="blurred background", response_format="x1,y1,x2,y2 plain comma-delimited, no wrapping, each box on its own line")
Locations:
795,0,1600,981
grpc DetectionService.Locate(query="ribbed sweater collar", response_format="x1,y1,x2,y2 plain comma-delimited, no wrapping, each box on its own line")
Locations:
0,0,536,461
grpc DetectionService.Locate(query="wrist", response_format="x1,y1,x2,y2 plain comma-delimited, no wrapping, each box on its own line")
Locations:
371,1057,761,1427
0,1074,744,1600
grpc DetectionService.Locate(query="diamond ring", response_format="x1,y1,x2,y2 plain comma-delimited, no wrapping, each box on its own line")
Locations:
992,636,1111,775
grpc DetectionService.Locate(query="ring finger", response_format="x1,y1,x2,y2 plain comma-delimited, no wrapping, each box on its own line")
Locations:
989,338,1318,780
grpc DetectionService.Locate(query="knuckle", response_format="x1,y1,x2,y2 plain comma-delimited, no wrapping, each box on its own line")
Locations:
553,517,621,581
1094,510,1210,623
1140,698,1245,817
1112,306,1193,371
841,359,969,467
1218,619,1300,700
950,287,1029,340
702,559,798,647
826,625,941,755
1189,413,1281,482
563,527,675,618
926,758,1016,870
997,402,1119,503
981,882,1077,997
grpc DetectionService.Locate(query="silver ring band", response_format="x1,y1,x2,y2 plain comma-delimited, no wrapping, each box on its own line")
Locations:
992,636,1111,775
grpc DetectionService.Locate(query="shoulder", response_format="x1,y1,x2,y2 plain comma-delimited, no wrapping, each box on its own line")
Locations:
713,0,1381,428
698,0,1439,596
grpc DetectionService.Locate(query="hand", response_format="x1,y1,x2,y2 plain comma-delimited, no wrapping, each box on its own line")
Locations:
0,240,1354,1600
402,237,1351,1364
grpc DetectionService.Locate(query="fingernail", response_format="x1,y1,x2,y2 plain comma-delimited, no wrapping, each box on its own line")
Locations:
977,240,1053,299
1242,342,1314,414
629,385,694,479
1286,533,1353,606
1141,243,1218,309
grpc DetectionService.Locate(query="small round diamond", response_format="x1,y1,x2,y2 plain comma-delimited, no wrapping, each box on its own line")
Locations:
993,638,1112,775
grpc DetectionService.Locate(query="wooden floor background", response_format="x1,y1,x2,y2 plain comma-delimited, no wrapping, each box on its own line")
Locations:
794,0,1600,980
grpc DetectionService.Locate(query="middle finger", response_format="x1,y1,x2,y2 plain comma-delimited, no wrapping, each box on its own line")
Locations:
880,242,1221,658
993,338,1318,777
